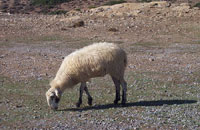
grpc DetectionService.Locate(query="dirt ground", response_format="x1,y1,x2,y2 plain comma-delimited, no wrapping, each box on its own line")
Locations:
0,1,200,129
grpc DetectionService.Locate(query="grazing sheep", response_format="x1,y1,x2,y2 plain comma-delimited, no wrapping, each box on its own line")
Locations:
46,42,127,110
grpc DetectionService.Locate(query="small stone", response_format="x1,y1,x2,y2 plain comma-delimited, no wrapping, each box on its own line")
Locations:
73,20,84,28
108,28,118,32
61,27,68,31
0,55,5,58
149,58,155,61
16,105,22,108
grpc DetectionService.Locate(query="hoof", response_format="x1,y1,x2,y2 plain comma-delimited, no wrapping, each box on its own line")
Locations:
76,102,81,108
121,100,126,105
114,100,119,105
88,98,93,106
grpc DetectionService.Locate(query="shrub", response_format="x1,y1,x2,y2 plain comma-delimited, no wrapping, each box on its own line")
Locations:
48,10,68,15
32,0,71,6
104,0,126,6
88,5,96,9
136,0,177,3
194,2,200,8
136,0,152,2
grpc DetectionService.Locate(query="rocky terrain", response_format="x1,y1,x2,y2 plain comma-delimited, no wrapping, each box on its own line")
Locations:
0,1,200,129
0,0,200,14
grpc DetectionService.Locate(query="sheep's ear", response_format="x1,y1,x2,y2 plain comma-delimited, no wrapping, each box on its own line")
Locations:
55,88,62,98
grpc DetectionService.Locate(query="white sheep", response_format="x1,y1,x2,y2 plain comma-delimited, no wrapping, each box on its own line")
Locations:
46,42,127,110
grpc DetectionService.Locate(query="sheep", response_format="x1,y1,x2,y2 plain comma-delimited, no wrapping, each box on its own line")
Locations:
46,42,127,110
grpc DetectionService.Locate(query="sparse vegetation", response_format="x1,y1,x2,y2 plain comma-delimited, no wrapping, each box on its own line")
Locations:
194,2,200,8
1,65,200,129
104,0,126,6
48,10,68,15
136,0,152,3
31,0,71,6
136,0,178,3
75,8,81,11
88,5,97,9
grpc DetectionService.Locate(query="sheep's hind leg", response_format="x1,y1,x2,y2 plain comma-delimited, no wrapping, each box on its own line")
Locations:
112,76,121,105
120,78,127,105
76,82,86,107
84,86,93,106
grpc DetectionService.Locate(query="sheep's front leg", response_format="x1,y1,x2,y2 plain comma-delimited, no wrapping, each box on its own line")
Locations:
76,82,85,107
84,85,93,106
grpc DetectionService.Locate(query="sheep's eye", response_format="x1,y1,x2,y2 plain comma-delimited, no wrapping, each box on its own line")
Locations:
50,96,54,100
55,97,60,103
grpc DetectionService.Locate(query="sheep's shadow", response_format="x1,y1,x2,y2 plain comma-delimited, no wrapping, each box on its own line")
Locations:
59,99,197,112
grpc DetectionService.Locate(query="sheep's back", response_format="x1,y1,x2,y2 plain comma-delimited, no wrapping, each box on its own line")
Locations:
57,42,127,82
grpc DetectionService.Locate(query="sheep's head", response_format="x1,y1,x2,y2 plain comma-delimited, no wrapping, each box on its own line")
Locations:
46,87,61,110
